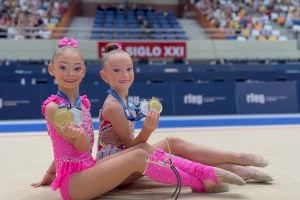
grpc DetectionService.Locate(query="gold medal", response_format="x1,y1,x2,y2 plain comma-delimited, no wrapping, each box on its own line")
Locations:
54,108,74,128
149,97,163,113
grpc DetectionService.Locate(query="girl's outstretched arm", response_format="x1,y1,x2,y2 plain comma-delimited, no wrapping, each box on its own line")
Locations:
45,102,90,152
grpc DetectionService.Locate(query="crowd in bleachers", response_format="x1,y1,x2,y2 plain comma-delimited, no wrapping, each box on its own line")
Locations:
91,5,187,40
195,0,300,41
1,1,299,41
0,0,69,39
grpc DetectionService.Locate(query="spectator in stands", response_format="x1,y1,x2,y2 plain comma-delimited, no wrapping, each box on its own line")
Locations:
96,43,273,187
194,0,298,40
0,0,69,39
0,12,8,38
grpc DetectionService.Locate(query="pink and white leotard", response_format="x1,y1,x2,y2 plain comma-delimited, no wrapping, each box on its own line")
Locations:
42,95,96,200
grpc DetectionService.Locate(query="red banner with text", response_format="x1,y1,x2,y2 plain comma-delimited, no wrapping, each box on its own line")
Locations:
98,41,186,59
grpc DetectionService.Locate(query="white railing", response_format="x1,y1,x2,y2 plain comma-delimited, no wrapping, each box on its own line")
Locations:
0,26,299,41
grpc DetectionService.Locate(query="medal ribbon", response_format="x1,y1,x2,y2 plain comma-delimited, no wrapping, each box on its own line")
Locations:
57,90,81,110
107,89,145,121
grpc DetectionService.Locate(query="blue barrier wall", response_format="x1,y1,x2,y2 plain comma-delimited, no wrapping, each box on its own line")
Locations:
1,81,300,120
0,84,49,119
80,84,109,117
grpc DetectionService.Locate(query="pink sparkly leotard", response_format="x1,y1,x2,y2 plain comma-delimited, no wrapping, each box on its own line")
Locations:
42,95,96,200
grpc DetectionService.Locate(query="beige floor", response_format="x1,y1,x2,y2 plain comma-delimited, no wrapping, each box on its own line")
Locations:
1,125,300,200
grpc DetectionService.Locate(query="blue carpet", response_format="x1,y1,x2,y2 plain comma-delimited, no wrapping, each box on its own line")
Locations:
1,114,300,133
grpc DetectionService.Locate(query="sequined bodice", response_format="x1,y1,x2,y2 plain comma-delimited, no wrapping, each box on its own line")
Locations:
42,95,94,169
98,111,135,151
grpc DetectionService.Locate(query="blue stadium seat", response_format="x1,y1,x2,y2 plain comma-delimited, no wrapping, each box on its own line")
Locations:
91,7,187,40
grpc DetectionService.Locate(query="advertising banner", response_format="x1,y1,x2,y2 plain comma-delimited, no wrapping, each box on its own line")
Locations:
98,41,186,59
2,81,300,120
236,81,298,114
173,83,236,115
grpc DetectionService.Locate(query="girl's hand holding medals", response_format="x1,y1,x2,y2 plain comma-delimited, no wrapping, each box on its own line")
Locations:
60,123,85,140
140,97,163,116
142,108,160,134
140,97,162,134
53,107,86,144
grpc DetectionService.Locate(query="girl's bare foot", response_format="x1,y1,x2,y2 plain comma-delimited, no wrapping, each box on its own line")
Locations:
201,183,229,193
217,164,273,182
239,153,268,167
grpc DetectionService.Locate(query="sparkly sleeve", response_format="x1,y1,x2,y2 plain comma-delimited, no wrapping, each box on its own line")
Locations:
41,95,60,116
81,95,91,110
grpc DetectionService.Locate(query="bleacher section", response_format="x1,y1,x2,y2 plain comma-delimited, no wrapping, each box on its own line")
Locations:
193,0,299,41
90,7,188,40
0,0,69,39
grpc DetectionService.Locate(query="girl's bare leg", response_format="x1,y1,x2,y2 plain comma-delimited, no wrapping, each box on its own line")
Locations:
89,143,155,188
69,149,149,200
155,138,272,182
119,172,143,186
154,137,268,167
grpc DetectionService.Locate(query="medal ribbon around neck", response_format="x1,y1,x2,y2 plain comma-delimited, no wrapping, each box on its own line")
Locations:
107,89,145,121
54,90,82,127
57,90,81,110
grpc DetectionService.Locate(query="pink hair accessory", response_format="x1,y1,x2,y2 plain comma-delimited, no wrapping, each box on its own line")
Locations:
58,37,78,48
116,43,122,49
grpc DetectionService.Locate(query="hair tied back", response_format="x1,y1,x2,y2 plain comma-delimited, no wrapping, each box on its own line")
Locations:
103,43,122,54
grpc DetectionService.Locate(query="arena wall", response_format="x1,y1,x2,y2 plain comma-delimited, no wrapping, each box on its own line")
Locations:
0,39,299,60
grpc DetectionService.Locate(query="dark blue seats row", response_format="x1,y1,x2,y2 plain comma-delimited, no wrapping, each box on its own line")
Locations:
134,71,294,83
91,7,186,40
1,62,300,76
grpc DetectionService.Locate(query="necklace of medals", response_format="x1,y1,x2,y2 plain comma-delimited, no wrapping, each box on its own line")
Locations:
107,89,145,121
57,90,83,125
